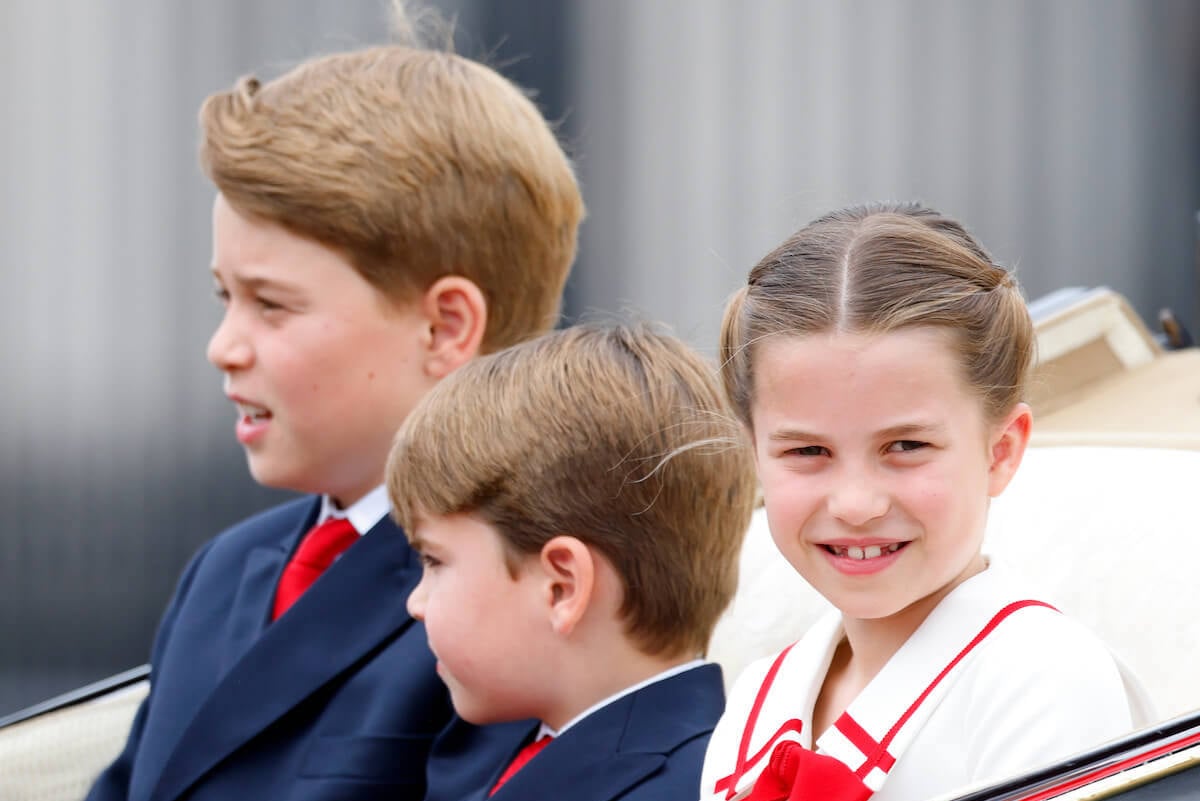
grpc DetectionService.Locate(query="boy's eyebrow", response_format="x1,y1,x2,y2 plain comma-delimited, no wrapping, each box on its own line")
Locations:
209,265,299,293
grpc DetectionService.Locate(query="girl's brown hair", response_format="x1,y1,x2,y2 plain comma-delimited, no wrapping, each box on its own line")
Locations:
721,202,1034,426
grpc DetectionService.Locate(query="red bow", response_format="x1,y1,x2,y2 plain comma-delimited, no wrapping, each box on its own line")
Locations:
743,741,873,801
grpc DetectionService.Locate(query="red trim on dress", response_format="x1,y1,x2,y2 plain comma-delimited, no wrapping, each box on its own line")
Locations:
848,600,1057,779
714,599,1059,798
714,643,805,799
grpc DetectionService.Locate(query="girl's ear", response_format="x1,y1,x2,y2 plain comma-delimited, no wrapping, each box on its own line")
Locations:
537,536,595,638
418,276,488,379
987,402,1033,497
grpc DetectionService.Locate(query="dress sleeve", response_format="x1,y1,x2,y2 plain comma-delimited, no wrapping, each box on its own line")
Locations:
956,608,1139,787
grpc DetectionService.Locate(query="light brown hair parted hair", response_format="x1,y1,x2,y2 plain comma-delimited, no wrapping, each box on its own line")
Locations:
387,322,758,659
198,28,584,351
720,202,1035,426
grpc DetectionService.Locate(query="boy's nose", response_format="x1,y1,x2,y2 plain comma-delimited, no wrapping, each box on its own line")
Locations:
406,578,427,621
206,312,253,371
826,475,890,527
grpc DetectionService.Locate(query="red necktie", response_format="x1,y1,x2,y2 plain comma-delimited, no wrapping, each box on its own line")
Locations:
271,517,358,620
489,734,552,796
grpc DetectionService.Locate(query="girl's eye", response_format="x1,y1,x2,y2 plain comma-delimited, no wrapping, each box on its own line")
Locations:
419,553,442,569
887,440,928,453
257,296,284,312
213,286,230,304
786,445,830,457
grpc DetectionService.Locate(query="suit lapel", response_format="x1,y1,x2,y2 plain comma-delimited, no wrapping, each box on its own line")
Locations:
218,503,315,673
494,664,725,801
149,514,421,801
457,722,540,801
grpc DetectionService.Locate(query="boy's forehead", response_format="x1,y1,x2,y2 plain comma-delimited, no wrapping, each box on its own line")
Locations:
409,510,487,543
405,510,434,549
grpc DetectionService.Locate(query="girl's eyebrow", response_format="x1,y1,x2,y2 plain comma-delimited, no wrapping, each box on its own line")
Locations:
767,428,823,442
877,422,944,439
768,422,945,442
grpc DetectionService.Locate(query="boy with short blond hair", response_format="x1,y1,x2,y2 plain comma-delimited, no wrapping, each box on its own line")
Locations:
87,20,584,801
201,43,581,351
387,322,758,801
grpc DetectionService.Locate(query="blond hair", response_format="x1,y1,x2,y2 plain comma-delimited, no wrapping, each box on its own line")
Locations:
388,323,758,658
199,40,584,351
721,202,1034,426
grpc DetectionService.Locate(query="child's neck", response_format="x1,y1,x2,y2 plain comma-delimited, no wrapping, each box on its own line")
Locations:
541,643,697,732
813,599,946,737
816,555,989,735
842,595,942,679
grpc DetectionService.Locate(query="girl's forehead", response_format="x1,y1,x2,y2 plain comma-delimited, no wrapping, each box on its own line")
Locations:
749,329,984,427
754,328,961,373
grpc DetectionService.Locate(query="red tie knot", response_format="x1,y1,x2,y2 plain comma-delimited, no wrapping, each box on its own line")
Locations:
271,517,359,620
291,517,358,570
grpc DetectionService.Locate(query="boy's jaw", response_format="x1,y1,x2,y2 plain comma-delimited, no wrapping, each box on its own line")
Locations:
435,631,700,733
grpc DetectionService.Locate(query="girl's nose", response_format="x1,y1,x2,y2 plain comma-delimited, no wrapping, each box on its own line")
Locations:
826,473,890,527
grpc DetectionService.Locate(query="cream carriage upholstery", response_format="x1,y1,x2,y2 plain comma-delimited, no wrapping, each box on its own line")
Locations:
0,673,147,801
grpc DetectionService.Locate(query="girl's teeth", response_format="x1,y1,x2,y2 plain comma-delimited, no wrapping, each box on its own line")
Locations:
834,543,903,560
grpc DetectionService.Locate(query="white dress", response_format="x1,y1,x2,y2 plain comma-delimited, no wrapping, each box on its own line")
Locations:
700,564,1154,801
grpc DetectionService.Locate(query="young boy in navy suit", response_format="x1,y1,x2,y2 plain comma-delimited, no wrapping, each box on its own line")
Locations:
85,14,584,801
387,322,759,801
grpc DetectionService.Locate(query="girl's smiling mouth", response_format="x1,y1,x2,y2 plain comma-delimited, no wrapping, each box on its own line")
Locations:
822,542,908,560
818,541,912,575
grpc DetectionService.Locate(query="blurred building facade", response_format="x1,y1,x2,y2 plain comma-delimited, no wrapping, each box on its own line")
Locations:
1,0,1197,713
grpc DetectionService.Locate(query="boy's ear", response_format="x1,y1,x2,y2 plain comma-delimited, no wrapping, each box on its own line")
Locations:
537,536,595,638
419,276,488,379
987,402,1033,497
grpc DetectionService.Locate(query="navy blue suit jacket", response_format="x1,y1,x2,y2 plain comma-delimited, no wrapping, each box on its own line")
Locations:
86,496,494,801
428,663,727,801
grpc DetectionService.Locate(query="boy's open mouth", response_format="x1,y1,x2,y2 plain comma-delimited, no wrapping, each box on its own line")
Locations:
236,402,272,422
822,542,908,561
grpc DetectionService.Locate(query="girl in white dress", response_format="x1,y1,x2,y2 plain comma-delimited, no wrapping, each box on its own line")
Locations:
701,203,1153,801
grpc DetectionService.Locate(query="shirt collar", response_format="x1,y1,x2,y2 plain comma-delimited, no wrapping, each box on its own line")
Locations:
318,484,390,535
